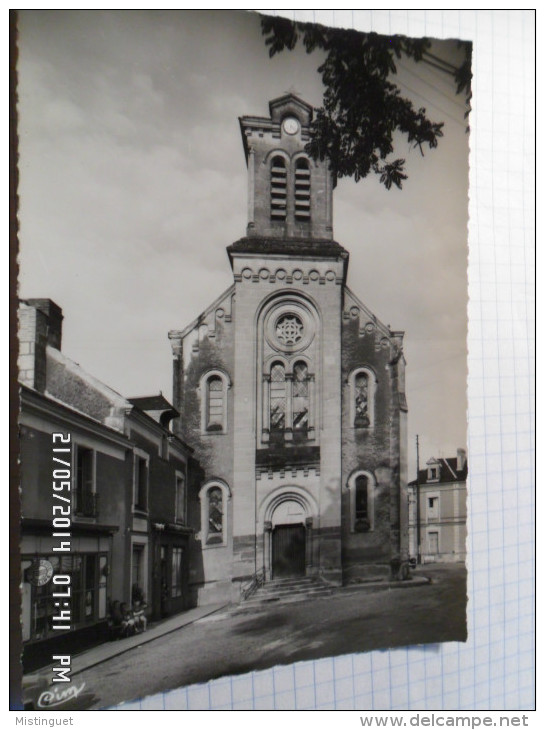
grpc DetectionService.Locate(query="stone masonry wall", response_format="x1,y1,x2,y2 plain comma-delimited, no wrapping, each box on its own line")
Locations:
231,251,345,585
341,301,403,581
177,306,236,604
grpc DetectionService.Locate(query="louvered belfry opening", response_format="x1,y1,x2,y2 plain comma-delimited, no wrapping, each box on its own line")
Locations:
270,156,287,220
294,158,311,220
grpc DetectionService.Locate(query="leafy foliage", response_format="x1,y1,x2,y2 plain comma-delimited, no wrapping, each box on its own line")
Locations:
261,16,471,190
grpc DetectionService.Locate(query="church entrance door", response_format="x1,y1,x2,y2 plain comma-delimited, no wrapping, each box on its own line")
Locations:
272,524,306,579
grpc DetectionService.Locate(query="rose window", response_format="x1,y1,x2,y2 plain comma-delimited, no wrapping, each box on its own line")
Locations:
275,314,304,345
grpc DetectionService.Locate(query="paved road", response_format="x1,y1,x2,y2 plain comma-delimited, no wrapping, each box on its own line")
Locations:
82,564,466,709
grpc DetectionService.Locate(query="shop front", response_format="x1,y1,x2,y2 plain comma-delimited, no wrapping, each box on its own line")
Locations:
21,519,116,672
151,523,193,620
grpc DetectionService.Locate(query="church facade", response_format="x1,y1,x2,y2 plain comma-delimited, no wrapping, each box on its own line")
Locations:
169,94,409,606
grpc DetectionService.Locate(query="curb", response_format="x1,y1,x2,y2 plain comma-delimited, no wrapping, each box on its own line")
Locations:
70,603,229,677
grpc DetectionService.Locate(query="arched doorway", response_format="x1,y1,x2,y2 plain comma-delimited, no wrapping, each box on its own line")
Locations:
260,488,318,581
271,499,306,579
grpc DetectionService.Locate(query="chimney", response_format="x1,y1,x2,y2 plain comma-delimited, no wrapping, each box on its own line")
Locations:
18,299,63,392
457,448,467,472
26,299,63,349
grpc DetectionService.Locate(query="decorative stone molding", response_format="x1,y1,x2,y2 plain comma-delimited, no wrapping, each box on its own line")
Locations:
342,292,395,352
168,332,183,358
178,292,235,351
264,301,316,354
256,464,320,480
234,264,342,285
259,485,319,526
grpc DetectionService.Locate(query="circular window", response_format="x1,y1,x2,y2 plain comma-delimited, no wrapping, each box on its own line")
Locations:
264,301,316,353
275,314,304,346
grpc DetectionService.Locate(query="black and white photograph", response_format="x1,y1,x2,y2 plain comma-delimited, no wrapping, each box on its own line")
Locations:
14,10,471,711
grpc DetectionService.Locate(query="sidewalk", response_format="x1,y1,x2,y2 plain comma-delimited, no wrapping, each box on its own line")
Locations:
25,602,229,682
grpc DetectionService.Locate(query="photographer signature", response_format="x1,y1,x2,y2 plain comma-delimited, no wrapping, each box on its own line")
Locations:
37,682,86,709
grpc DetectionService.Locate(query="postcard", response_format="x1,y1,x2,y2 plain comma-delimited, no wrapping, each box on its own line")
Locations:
13,9,470,711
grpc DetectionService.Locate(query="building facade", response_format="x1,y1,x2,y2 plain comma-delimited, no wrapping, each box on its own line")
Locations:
18,299,195,671
169,94,410,605
408,450,468,564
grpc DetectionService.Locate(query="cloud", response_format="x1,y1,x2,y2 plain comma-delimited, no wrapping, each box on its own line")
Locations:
16,10,469,459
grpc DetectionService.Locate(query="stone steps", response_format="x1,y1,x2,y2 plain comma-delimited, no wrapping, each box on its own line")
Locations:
259,576,316,591
237,576,333,610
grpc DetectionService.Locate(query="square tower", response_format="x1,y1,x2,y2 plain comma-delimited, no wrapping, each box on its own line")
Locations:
240,94,335,241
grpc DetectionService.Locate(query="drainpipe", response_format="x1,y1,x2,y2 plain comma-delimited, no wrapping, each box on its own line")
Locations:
416,435,421,565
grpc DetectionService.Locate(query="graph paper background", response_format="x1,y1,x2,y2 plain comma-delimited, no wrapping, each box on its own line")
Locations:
109,9,535,712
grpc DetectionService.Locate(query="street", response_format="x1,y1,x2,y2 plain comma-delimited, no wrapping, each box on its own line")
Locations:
81,564,466,710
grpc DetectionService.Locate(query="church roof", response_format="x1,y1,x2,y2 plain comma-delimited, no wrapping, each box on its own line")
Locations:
227,237,348,261
169,284,235,341
268,93,313,121
343,286,393,338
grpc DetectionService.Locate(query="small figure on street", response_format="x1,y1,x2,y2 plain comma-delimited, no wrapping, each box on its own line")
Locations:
120,602,136,637
109,600,124,640
132,584,147,633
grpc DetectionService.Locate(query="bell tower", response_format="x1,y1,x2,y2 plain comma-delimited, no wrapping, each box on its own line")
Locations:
223,94,347,589
239,94,335,241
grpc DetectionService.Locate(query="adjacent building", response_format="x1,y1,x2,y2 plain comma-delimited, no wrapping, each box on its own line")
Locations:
18,299,194,671
408,450,468,564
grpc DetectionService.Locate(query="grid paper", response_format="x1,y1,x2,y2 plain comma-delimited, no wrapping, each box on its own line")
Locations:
105,9,535,712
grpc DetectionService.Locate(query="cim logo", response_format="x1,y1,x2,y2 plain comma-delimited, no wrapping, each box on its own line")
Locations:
37,682,86,709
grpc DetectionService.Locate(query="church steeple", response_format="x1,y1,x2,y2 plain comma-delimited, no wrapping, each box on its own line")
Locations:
239,94,334,241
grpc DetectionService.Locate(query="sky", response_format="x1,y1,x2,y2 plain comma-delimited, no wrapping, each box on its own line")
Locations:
16,9,470,477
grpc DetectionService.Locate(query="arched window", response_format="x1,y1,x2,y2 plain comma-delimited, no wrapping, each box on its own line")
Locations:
292,361,309,439
294,158,311,220
347,470,375,533
198,480,231,547
199,370,230,434
259,298,318,446
349,367,377,429
354,372,370,427
270,156,287,220
355,475,369,528
207,376,223,431
207,487,223,544
270,362,286,434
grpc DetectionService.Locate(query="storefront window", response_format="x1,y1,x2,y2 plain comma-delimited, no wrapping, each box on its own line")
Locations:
171,547,183,598
22,553,106,642
131,544,146,604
